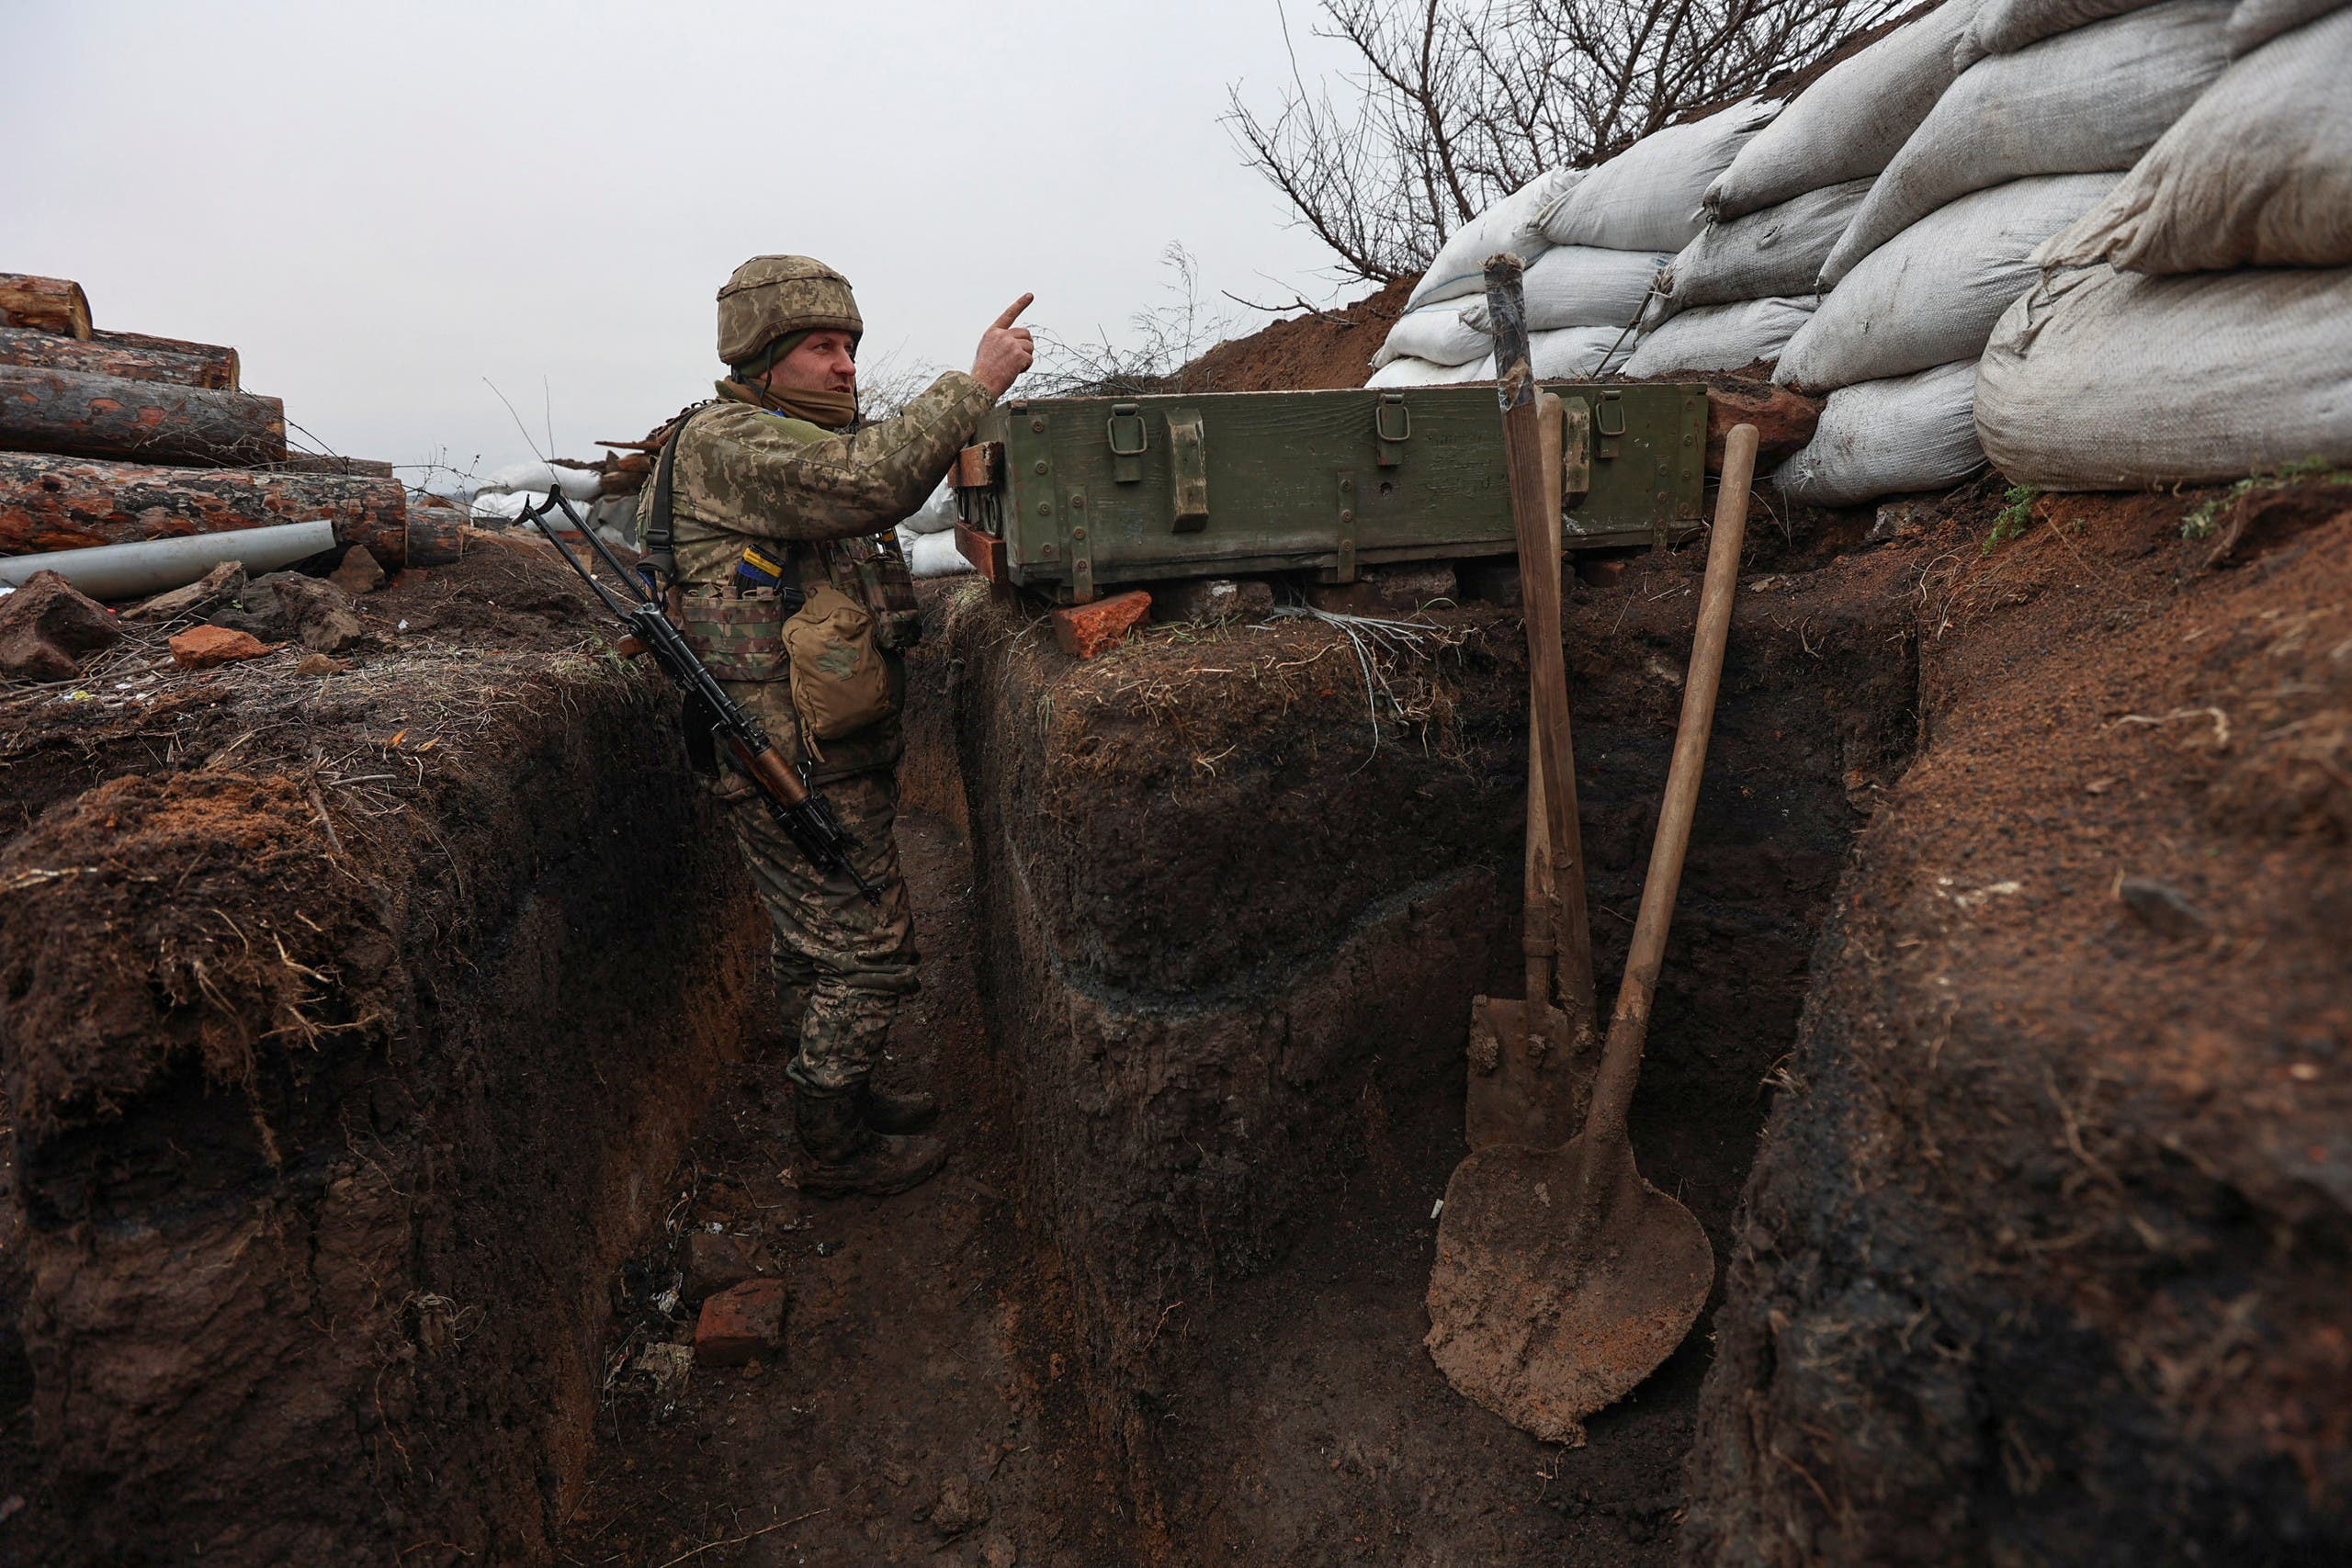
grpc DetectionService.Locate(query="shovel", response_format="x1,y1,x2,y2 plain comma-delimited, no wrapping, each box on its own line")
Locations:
1464,379,1600,1152
1428,266,1759,1440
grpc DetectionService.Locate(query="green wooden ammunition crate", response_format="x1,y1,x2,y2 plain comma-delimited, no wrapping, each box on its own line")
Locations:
952,383,1707,602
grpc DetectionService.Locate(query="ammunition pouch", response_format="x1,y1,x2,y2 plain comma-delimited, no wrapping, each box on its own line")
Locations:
674,591,792,682
835,531,923,650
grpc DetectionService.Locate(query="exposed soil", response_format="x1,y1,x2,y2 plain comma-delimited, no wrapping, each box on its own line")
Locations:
0,538,762,1563
1684,481,2352,1565
1183,280,1409,394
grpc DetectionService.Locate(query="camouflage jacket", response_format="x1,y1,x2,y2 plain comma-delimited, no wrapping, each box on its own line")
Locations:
645,370,992,780
656,371,992,589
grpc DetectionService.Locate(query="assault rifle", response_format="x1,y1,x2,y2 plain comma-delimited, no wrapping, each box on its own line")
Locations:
514,490,879,907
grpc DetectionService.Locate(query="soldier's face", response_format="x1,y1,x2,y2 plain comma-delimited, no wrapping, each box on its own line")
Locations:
767,331,859,397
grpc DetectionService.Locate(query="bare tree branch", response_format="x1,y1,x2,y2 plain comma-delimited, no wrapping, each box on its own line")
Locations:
1226,0,1903,283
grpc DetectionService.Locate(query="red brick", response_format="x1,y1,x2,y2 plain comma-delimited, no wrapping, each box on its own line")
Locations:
1706,382,1821,471
694,1278,787,1367
1050,591,1151,660
168,624,273,669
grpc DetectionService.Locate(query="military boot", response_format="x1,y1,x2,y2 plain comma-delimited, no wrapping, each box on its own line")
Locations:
794,1083,946,1199
861,1081,940,1134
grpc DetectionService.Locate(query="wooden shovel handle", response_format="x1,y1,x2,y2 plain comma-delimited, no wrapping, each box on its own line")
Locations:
1486,257,1597,1038
1578,423,1758,1146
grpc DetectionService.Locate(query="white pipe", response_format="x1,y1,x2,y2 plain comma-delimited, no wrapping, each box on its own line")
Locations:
0,520,340,602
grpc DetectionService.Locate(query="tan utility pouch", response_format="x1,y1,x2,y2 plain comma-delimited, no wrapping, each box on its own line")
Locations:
783,582,895,751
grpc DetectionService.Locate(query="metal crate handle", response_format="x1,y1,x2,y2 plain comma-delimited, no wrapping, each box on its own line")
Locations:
1106,403,1148,485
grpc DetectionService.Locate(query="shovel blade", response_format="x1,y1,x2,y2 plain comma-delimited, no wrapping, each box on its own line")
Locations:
1425,1135,1713,1445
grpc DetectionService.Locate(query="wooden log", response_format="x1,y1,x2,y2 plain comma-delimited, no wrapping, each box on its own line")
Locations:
91,331,240,390
0,365,287,468
0,327,241,391
272,453,396,478
0,276,93,339
0,452,412,566
403,506,467,568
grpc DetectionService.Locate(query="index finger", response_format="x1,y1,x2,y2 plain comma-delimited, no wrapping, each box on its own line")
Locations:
992,293,1035,330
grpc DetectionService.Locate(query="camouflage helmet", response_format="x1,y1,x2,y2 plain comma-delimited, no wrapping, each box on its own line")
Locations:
716,255,863,368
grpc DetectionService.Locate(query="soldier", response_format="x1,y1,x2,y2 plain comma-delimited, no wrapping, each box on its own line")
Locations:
640,255,1034,1198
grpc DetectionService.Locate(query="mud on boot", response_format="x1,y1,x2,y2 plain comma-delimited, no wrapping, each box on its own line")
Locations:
794,1081,946,1199
860,1080,940,1134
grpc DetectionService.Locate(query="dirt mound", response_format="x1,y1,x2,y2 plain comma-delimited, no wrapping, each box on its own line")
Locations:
1684,484,2352,1563
1183,279,1411,392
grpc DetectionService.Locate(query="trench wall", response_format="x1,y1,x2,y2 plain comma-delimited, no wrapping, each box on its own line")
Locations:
1682,492,2352,1566
937,548,1918,1542
0,638,761,1564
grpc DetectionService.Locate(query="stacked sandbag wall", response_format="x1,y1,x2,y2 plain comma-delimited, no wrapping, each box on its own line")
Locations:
1623,0,1983,378
1368,103,1774,386
1974,0,2352,486
1773,0,2233,504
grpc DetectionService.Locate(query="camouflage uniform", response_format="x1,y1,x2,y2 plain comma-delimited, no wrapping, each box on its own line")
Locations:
648,257,992,1094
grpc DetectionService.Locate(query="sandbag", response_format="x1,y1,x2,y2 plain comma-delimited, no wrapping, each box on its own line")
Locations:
901,480,958,536
2040,7,2352,272
1540,101,1777,252
478,458,603,502
1778,173,2118,391
1459,245,1670,334
1623,297,1818,377
1821,0,2232,285
1371,300,1489,369
1654,180,1873,319
903,528,973,579
2229,0,2345,50
1976,262,2352,489
1705,2,1983,221
1957,0,2167,63
1528,327,1631,379
1366,355,1485,388
1406,168,1581,310
1774,360,1984,505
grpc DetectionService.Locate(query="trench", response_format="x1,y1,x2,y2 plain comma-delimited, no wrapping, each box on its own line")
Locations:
0,534,1917,1564
562,543,1918,1567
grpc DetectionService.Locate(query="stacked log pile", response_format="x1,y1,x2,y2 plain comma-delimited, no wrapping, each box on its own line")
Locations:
0,271,453,575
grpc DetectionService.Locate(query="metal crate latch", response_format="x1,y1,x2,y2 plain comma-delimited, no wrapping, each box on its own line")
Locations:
1374,393,1411,468
1595,388,1626,462
1106,403,1148,484
1168,408,1209,533
1562,402,1592,509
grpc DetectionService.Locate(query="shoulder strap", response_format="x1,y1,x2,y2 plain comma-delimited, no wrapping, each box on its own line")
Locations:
642,400,716,582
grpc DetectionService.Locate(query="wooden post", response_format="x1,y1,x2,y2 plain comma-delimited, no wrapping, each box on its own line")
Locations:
0,452,412,565
0,327,240,391
1484,253,1599,1040
0,366,286,467
0,275,93,339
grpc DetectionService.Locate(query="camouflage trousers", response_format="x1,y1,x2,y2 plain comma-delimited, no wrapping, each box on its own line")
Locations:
721,768,918,1092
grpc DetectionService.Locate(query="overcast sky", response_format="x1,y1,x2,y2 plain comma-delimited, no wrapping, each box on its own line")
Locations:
4,1,1363,487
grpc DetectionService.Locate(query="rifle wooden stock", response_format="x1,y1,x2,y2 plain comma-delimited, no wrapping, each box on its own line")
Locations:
735,737,814,807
